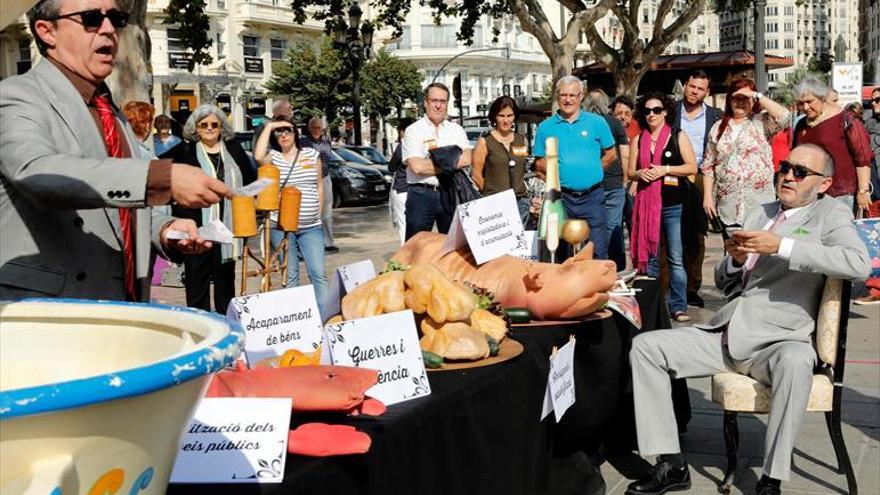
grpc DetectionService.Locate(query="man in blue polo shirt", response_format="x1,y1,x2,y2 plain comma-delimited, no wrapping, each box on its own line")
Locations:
534,75,616,259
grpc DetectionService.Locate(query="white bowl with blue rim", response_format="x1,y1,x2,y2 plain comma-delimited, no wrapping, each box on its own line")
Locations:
0,299,243,494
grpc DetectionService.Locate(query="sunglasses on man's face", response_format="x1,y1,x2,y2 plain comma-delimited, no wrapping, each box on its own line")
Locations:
198,122,220,130
778,160,826,181
273,127,294,137
52,9,130,29
644,106,665,115
872,97,880,104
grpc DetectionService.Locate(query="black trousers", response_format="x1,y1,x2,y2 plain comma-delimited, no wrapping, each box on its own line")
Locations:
404,185,452,240
183,245,235,314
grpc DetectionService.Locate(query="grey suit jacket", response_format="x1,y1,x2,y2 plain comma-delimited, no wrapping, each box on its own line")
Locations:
701,196,871,359
0,60,174,301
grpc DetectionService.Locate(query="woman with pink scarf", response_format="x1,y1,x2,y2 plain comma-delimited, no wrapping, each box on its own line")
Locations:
627,92,698,322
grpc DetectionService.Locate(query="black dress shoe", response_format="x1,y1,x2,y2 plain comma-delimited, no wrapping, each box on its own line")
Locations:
625,457,691,495
324,246,340,253
686,291,705,308
756,478,781,495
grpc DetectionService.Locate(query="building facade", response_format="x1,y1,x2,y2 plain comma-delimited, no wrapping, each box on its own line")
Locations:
720,0,860,85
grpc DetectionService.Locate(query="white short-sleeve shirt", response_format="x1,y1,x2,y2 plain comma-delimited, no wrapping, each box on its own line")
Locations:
401,116,471,186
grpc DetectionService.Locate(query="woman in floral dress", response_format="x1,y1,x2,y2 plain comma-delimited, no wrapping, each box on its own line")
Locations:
703,79,791,227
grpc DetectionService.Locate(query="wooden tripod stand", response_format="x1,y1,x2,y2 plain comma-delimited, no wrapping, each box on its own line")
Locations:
240,215,289,295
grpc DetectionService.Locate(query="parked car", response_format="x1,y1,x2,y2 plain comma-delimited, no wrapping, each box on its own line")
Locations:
344,145,389,165
464,126,491,148
327,150,388,207
332,145,392,185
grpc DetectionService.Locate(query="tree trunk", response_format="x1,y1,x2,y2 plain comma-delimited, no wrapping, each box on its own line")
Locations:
107,0,152,105
548,43,576,113
614,64,650,99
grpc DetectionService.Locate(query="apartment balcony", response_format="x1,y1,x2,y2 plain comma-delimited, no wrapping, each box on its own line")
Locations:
237,1,323,31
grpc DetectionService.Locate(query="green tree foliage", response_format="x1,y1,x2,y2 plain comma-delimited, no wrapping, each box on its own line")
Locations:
807,53,834,75
360,50,422,120
265,38,351,125
773,66,826,107
163,0,212,71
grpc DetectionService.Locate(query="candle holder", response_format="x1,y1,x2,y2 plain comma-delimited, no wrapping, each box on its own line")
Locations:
234,170,294,295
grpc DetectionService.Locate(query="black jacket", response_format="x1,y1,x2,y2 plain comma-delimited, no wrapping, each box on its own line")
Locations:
160,139,257,225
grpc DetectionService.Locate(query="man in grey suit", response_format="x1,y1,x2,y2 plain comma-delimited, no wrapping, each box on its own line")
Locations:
626,144,871,495
0,0,230,301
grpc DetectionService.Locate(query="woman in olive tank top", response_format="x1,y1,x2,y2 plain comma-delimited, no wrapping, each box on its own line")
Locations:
472,96,531,225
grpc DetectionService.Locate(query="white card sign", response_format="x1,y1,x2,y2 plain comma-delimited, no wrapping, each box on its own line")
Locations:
227,285,323,366
170,398,292,484
323,259,377,323
324,310,430,405
442,189,527,265
511,230,539,261
541,337,576,422
831,62,863,107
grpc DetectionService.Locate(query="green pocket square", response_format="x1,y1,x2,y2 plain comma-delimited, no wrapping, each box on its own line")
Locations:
792,227,810,235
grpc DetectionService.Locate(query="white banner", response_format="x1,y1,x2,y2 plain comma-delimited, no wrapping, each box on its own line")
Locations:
832,62,863,107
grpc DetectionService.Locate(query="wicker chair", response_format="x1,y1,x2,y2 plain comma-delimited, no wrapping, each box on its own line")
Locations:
710,279,857,494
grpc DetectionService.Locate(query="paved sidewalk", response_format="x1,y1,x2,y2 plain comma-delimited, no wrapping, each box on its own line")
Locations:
152,204,879,494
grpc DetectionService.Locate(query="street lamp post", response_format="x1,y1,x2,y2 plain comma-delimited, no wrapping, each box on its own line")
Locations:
754,0,767,92
333,3,373,146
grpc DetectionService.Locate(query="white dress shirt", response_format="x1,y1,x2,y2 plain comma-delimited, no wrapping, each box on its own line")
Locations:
401,116,470,186
727,205,804,274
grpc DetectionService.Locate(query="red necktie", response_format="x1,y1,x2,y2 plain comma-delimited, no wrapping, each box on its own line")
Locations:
92,94,136,301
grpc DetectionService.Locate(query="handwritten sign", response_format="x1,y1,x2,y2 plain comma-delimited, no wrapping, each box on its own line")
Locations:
832,62,863,107
541,337,576,422
170,398,292,484
324,310,430,405
323,259,377,323
227,285,323,366
442,189,527,265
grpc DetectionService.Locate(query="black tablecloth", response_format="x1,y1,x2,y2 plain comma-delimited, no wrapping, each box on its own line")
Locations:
169,338,549,495
168,283,667,495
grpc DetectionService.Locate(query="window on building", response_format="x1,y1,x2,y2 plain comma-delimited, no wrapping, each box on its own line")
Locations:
216,32,225,59
270,38,286,61
387,27,411,51
217,0,225,8
168,28,186,54
16,38,31,74
784,5,794,16
473,24,484,48
785,38,794,49
784,22,793,32
421,24,456,48
243,35,260,57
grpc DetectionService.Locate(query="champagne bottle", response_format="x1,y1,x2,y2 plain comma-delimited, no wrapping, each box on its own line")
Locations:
537,137,567,242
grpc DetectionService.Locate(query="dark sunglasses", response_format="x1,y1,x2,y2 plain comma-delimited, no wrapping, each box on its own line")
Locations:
644,106,665,115
52,9,130,29
198,122,220,130
778,160,826,181
730,94,752,103
872,97,880,104
273,127,294,136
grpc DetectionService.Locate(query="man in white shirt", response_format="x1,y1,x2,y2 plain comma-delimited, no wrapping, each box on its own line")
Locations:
402,83,472,240
626,144,870,495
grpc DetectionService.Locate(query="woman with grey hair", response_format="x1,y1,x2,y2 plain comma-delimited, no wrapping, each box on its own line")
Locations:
160,104,256,314
792,76,873,214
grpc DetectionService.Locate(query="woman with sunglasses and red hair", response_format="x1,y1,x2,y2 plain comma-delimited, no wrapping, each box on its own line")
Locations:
160,104,256,314
702,79,790,230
